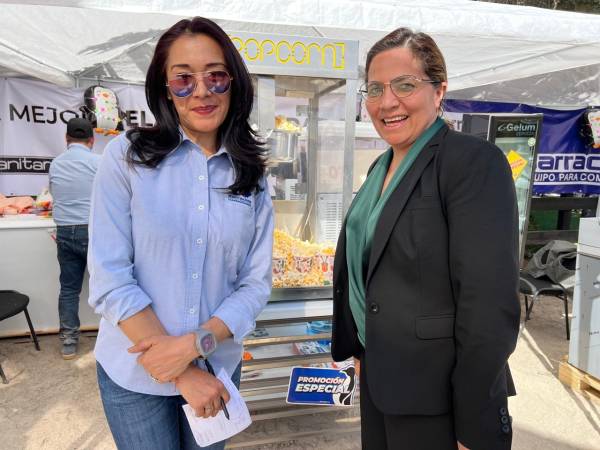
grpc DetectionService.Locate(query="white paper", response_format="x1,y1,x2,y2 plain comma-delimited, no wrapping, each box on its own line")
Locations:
182,368,252,447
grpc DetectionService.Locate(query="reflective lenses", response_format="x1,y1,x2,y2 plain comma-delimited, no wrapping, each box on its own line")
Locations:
359,75,439,102
166,70,232,98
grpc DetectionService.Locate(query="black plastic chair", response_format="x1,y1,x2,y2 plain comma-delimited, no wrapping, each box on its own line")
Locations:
0,290,40,384
519,272,570,340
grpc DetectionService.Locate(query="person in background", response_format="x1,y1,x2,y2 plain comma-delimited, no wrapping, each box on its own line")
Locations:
331,28,520,450
87,17,273,450
49,117,100,359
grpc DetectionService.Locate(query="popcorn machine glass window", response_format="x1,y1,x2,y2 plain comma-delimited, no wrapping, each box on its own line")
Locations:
252,75,355,295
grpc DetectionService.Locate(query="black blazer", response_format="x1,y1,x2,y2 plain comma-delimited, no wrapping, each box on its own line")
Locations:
331,125,521,450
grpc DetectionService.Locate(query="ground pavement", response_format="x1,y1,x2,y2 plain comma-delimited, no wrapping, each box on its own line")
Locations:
0,296,599,449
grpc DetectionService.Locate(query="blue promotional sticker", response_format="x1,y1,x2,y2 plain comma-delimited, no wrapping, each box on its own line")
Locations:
286,365,356,406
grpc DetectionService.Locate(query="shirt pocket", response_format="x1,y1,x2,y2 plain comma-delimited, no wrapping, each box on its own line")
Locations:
210,191,255,279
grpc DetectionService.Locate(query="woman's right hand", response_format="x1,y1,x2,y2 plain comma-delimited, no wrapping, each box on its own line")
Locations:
175,365,231,418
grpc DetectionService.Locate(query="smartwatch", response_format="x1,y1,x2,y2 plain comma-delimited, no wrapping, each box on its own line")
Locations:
193,328,217,359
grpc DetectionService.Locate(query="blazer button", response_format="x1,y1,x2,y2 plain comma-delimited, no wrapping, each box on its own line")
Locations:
369,302,379,314
500,416,509,424
499,407,508,416
335,288,342,295
501,424,511,434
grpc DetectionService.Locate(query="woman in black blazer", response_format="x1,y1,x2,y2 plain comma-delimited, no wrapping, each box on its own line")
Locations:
331,28,520,450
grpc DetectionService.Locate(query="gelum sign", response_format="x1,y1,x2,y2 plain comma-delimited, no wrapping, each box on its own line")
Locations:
286,366,356,406
228,32,359,79
495,120,539,139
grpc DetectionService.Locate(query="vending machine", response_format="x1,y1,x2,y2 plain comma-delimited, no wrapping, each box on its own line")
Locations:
569,217,600,379
463,113,543,264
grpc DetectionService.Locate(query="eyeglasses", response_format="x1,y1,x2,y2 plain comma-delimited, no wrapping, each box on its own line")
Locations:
359,75,440,102
165,70,233,98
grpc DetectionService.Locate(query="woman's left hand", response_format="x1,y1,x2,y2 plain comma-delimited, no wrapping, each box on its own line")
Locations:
457,441,470,450
128,333,197,382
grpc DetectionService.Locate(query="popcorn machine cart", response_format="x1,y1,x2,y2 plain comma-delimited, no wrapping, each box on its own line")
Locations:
230,31,361,435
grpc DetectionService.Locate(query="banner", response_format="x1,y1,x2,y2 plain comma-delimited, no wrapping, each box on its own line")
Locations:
286,365,356,406
0,78,153,195
444,99,596,195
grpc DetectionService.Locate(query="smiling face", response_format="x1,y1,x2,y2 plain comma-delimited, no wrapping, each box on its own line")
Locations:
165,33,231,150
365,47,447,154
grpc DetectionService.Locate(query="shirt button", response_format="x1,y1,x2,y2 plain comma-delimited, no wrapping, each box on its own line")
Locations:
196,238,203,245
192,273,199,279
189,308,195,314
197,205,204,211
198,175,205,181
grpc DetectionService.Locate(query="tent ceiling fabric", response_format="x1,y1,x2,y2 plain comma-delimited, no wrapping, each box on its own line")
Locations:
450,63,600,106
1,1,599,104
0,4,177,85
2,0,600,43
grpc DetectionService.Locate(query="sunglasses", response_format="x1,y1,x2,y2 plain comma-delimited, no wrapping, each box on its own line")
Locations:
166,70,233,98
359,75,440,102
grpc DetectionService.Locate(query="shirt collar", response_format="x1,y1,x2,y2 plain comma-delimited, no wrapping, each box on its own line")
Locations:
177,126,233,165
67,143,92,152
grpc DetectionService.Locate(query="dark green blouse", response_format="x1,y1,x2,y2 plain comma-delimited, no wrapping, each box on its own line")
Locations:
344,118,445,346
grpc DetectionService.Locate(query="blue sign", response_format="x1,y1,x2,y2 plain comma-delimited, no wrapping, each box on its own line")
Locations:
286,366,356,406
445,99,598,195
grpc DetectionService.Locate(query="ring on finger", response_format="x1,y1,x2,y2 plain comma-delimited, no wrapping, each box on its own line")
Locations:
150,375,161,383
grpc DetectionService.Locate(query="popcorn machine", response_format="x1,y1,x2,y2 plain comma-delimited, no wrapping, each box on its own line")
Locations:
232,31,359,300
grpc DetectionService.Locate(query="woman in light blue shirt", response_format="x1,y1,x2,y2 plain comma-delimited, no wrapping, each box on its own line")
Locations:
88,17,273,450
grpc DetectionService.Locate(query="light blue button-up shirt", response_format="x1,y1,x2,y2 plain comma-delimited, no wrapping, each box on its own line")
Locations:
49,143,101,226
88,131,273,395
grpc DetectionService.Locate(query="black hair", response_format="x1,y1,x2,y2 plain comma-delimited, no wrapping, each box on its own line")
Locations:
126,17,266,195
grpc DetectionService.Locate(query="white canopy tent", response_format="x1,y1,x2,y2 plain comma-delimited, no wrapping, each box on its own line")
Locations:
0,0,599,105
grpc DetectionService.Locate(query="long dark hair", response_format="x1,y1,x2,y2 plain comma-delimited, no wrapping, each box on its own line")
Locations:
126,17,266,195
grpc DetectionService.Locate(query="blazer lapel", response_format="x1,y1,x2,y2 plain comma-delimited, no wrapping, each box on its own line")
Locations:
365,127,447,286
333,219,348,283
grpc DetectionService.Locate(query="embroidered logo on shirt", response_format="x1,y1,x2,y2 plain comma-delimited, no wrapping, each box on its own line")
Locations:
227,193,252,207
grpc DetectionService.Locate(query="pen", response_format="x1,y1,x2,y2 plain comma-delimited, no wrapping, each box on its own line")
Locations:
204,358,230,420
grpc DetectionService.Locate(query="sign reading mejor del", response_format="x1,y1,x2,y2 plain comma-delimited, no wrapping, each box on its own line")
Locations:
229,32,359,79
0,78,153,195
